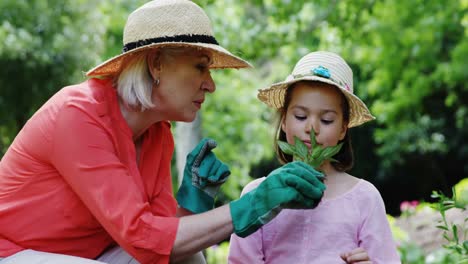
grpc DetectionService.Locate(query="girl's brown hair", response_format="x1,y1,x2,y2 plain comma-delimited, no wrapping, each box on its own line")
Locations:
274,81,354,172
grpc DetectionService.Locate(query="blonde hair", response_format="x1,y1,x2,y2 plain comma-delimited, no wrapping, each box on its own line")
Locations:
115,52,154,111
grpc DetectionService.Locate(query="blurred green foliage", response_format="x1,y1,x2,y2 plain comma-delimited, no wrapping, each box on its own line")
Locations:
0,0,106,150
199,0,468,210
205,241,230,264
0,0,467,214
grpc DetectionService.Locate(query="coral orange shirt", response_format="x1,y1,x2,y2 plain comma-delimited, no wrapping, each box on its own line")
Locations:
0,78,179,264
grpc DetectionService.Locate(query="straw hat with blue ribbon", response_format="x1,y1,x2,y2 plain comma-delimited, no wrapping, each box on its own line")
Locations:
87,0,251,77
257,51,375,127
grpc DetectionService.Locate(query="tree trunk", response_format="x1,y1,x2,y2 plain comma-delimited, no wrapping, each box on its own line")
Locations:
175,113,202,185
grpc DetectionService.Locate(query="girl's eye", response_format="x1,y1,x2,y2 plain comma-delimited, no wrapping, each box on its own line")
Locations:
321,119,333,124
294,115,307,121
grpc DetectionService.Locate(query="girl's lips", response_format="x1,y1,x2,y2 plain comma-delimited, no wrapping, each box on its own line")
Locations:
303,140,322,149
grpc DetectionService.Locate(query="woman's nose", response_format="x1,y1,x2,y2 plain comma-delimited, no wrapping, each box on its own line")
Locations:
202,72,216,93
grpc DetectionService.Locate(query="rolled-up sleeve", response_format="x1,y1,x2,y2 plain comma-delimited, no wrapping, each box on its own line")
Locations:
51,104,178,264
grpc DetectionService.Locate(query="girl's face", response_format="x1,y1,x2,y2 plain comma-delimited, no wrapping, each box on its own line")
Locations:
150,50,215,122
281,82,347,149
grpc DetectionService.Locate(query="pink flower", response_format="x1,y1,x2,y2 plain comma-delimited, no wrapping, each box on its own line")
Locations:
400,200,419,213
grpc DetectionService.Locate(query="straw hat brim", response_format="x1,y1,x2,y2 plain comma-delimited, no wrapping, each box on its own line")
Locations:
86,42,252,77
257,76,375,128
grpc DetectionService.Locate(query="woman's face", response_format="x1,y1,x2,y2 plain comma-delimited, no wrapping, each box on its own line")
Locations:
150,50,215,122
281,82,347,149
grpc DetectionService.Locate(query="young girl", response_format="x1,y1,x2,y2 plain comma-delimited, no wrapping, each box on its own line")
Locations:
228,51,401,263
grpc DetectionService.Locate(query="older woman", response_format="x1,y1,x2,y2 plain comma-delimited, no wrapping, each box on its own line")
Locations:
0,1,325,263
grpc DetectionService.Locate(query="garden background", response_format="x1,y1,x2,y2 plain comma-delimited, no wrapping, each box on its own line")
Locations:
0,0,466,263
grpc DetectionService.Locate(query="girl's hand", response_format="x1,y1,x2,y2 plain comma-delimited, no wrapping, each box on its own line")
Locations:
340,247,371,263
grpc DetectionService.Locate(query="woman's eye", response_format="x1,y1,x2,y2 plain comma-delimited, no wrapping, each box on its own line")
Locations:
196,64,208,71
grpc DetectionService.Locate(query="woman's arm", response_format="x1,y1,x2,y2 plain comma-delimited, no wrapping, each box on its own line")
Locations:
176,207,194,217
171,161,327,262
227,178,266,264
170,205,232,262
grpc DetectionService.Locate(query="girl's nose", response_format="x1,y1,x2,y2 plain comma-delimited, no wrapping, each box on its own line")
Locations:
307,119,319,136
202,72,216,93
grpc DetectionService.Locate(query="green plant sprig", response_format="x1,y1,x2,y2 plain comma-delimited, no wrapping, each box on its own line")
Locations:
277,130,343,171
431,189,468,258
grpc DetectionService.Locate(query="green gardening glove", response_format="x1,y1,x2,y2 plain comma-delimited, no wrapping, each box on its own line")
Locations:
176,138,231,214
230,161,325,237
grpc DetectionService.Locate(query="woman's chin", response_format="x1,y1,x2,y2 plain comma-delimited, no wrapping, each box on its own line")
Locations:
177,114,197,123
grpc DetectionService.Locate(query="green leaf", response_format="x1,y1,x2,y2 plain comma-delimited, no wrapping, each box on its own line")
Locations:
278,140,296,156
431,191,441,199
452,225,459,243
277,131,344,171
454,245,462,254
436,225,449,231
321,143,343,160
294,136,309,159
311,144,324,159
310,130,317,147
443,200,455,206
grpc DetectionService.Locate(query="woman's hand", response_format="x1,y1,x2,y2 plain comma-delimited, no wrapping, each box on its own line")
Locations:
230,161,326,237
340,247,371,263
176,138,230,214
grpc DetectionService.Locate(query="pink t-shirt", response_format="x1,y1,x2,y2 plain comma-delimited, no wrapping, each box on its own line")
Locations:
0,79,179,264
228,177,401,264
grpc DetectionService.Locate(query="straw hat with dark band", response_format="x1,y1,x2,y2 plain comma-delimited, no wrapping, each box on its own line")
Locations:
86,0,251,77
257,51,375,128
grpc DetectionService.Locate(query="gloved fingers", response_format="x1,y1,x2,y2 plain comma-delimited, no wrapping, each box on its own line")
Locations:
186,138,208,165
216,162,231,182
297,196,319,208
206,161,230,184
283,174,325,200
274,186,318,209
300,171,326,192
192,138,217,167
194,157,230,190
282,193,316,209
194,152,217,187
292,161,325,178
284,162,325,190
196,152,217,173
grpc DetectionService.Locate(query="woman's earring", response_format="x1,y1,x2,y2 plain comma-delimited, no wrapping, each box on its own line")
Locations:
154,78,160,86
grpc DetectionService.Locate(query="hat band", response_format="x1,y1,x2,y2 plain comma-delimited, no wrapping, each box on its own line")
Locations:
293,72,351,92
122,34,219,53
